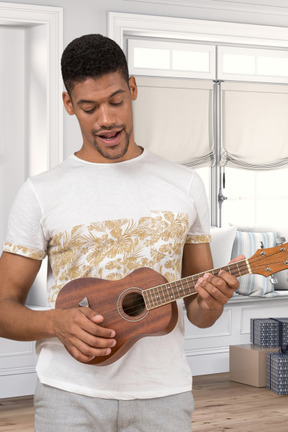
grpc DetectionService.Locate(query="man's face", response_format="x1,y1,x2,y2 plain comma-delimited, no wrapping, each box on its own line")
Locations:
63,72,138,163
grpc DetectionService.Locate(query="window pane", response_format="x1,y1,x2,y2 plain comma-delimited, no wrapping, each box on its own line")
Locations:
222,167,288,228
172,50,210,72
134,47,170,69
258,56,288,77
223,53,255,75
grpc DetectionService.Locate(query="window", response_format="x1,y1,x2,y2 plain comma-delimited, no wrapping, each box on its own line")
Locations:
128,39,215,79
218,46,288,83
220,80,288,227
112,15,288,229
222,167,288,228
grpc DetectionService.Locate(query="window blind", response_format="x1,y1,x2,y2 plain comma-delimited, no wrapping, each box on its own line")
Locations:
221,81,288,170
133,77,214,167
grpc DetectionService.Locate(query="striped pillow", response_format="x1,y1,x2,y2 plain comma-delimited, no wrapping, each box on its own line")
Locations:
231,230,278,296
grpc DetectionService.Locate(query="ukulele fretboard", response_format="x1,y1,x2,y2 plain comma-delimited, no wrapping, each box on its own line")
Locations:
143,259,250,310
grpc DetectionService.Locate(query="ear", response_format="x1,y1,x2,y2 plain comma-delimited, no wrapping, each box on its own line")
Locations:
62,91,75,116
128,76,138,101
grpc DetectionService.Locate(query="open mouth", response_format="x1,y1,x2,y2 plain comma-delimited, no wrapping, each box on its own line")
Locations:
99,130,121,140
97,130,122,146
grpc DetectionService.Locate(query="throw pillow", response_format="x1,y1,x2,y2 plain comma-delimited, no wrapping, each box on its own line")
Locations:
231,230,278,296
210,225,237,268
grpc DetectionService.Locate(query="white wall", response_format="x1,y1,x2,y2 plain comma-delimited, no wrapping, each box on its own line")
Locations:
0,26,26,246
1,0,287,158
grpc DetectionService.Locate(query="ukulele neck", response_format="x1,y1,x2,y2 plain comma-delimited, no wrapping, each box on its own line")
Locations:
143,259,251,310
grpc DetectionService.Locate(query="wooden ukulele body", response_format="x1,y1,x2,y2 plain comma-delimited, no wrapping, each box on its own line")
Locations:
56,267,178,366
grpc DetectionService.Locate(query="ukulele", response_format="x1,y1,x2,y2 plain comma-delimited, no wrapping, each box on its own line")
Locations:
55,243,288,366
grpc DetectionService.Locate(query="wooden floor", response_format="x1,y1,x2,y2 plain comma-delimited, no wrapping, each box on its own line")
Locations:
0,395,34,431
192,373,288,432
0,373,287,431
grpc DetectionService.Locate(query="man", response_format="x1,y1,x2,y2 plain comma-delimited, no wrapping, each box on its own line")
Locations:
0,34,239,431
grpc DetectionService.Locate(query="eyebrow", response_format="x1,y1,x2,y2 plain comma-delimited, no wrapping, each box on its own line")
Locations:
77,89,126,106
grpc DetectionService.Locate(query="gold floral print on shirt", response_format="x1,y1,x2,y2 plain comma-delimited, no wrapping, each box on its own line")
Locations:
186,233,211,244
47,211,192,305
3,243,45,260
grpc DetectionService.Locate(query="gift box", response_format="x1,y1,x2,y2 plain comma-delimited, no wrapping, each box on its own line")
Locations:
229,344,278,387
266,351,288,395
250,318,288,348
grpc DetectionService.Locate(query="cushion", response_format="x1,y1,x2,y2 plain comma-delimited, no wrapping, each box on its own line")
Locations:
210,225,237,268
236,225,288,291
231,230,278,297
274,269,288,291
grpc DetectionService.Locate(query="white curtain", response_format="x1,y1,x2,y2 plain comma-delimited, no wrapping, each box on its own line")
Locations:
221,82,288,170
133,77,214,167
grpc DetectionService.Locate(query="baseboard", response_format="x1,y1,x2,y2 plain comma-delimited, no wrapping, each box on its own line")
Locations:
186,348,229,376
0,372,37,399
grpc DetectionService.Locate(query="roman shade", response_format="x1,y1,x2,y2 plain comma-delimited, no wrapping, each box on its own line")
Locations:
221,82,288,170
133,77,214,167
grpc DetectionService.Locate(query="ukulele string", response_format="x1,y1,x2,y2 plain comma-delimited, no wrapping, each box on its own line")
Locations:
121,260,249,314
121,252,286,313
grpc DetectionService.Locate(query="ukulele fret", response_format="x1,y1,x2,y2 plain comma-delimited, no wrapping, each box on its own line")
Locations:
235,262,242,276
179,279,185,297
157,285,167,305
145,275,198,310
184,276,193,296
160,284,167,304
143,288,154,310
145,262,253,310
162,282,176,304
175,280,181,298
182,276,194,296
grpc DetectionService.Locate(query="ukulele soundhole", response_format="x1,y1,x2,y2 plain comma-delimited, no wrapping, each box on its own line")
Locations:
118,288,148,322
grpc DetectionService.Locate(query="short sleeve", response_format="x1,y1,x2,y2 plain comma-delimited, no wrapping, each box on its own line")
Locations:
186,172,211,245
3,179,47,260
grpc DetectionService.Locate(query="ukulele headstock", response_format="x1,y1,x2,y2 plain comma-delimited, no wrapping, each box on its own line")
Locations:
248,242,288,277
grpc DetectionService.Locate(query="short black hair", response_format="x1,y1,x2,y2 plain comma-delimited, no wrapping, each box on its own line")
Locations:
61,34,129,93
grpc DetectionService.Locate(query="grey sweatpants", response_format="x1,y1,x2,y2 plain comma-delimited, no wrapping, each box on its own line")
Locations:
34,379,194,432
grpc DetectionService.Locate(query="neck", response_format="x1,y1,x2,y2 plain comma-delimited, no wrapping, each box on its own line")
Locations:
143,260,250,310
75,143,143,164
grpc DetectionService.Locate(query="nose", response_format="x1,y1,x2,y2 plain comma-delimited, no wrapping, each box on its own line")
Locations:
96,104,115,128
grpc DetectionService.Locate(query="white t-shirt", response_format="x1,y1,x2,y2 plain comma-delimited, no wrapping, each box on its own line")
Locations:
4,149,210,400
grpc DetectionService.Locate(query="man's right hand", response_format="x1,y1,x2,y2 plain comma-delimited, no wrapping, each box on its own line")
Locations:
52,308,116,363
0,252,116,364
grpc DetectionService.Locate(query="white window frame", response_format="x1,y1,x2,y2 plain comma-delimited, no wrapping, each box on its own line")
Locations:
218,45,288,83
128,39,216,79
108,12,288,51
